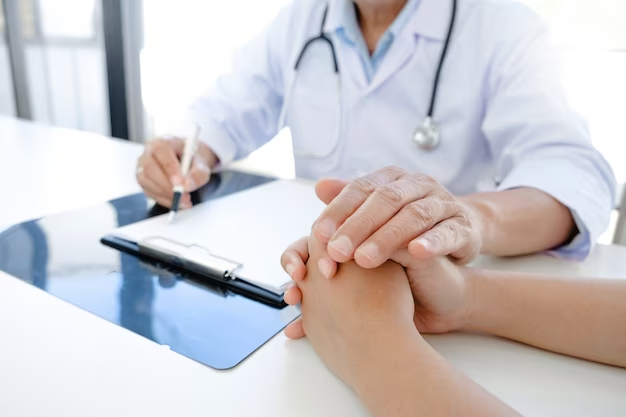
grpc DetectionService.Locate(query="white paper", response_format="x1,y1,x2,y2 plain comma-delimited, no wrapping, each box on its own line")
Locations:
109,180,325,293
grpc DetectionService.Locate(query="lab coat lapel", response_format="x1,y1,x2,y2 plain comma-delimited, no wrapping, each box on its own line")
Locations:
365,33,418,95
365,0,449,95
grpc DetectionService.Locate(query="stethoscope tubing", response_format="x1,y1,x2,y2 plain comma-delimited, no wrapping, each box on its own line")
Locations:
280,0,457,157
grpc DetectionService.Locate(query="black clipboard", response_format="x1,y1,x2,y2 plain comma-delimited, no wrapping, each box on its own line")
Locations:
1,170,299,370
101,234,286,308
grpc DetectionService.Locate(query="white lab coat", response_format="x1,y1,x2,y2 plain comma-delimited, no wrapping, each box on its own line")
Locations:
189,0,616,259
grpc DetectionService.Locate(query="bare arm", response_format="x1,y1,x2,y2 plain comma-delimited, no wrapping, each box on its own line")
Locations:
463,187,575,257
297,235,521,417
465,268,626,367
349,323,520,417
284,236,626,369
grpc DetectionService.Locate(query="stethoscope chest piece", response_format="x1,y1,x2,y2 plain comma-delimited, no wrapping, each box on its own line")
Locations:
413,117,440,151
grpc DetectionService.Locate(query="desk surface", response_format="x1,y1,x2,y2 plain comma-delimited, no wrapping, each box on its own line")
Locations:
1,117,626,417
0,117,143,230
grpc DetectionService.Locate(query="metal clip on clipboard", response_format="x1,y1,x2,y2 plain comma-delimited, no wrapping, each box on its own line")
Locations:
137,236,242,281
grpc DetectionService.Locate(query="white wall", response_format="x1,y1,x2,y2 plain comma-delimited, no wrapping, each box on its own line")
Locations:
140,0,294,177
141,0,292,136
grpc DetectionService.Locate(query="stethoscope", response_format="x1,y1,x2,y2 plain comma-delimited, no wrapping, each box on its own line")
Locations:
278,0,458,157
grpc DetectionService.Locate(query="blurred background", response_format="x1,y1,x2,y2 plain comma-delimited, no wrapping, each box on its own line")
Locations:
1,0,625,196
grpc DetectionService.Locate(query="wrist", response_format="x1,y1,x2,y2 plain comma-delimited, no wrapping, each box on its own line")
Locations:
461,268,499,333
347,321,423,390
451,265,478,331
349,323,427,397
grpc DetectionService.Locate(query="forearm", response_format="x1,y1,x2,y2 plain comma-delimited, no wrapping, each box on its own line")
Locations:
462,187,574,256
352,325,519,417
465,268,626,367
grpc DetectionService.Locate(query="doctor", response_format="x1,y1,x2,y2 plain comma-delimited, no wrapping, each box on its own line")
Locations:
136,0,615,265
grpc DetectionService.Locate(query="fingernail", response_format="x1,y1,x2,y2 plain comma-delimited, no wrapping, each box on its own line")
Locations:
328,235,352,257
416,238,433,252
318,258,333,279
285,263,295,279
357,242,379,262
315,219,336,239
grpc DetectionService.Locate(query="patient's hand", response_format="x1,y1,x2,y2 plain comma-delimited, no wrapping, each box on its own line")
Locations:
284,237,474,338
291,234,415,387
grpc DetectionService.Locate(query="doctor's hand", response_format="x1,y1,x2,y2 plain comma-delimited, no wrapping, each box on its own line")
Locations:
306,167,481,278
283,237,474,339
136,138,218,208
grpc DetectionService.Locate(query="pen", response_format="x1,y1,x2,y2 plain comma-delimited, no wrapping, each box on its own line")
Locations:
169,125,200,223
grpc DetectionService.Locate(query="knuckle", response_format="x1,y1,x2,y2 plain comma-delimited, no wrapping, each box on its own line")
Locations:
416,174,438,187
456,212,472,229
352,177,377,193
350,212,378,231
374,183,409,206
346,178,377,199
438,190,457,204
406,201,437,223
150,139,167,153
383,222,409,244
438,222,459,244
456,221,472,242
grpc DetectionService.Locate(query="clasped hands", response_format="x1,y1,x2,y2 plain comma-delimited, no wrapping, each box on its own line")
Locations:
280,167,481,387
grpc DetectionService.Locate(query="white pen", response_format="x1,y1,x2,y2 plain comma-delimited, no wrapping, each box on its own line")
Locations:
168,125,201,223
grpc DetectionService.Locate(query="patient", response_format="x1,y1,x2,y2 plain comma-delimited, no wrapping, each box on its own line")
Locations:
282,235,626,417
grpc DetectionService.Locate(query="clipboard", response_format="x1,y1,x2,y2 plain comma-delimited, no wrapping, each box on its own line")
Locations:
101,234,287,308
101,179,325,309
0,173,304,370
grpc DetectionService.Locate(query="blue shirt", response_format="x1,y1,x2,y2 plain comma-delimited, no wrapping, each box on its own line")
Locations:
334,0,421,82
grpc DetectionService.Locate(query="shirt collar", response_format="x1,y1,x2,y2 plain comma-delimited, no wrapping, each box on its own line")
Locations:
324,0,451,42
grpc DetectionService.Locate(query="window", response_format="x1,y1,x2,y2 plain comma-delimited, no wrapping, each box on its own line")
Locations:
0,1,4,40
522,0,626,185
19,0,37,40
37,0,97,41
0,0,16,116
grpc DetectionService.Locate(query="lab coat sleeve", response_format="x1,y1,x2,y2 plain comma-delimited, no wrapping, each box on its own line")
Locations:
187,5,293,165
481,4,616,260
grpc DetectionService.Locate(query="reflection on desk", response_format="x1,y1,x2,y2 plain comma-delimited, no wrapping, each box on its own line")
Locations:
0,170,298,370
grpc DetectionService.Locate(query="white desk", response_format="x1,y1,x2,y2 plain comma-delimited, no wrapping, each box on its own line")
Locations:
1,117,625,417
0,117,143,230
